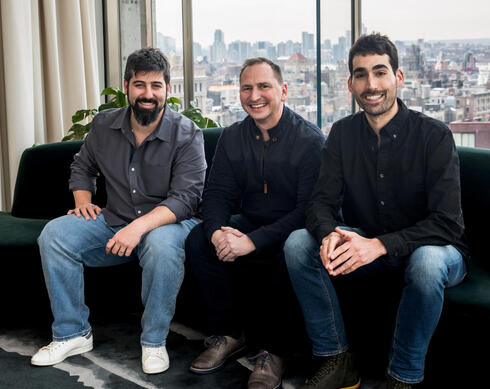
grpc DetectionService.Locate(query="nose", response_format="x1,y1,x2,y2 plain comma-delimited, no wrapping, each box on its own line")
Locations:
143,85,153,99
249,87,260,101
367,74,378,90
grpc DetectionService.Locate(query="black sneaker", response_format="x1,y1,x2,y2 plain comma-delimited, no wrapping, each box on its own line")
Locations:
386,373,414,389
300,351,360,389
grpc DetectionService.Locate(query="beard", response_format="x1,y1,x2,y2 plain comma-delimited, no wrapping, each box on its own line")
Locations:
130,97,164,126
356,89,397,117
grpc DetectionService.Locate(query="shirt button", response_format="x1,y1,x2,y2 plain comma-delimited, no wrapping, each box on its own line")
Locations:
380,201,385,206
137,210,142,214
272,137,277,142
256,135,260,140
132,189,136,193
131,167,135,172
379,173,384,178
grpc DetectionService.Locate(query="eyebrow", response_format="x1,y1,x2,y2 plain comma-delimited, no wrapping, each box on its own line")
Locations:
132,80,164,86
353,64,390,74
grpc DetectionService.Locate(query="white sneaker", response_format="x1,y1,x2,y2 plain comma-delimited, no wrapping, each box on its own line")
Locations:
31,333,93,366
142,346,169,374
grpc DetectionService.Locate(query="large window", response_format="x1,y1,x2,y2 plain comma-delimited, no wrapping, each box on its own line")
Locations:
320,1,352,133
191,0,317,127
364,0,490,148
115,0,490,146
155,1,184,99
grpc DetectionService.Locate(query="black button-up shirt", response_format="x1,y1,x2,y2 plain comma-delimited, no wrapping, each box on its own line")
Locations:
203,106,325,251
307,99,469,261
69,106,206,226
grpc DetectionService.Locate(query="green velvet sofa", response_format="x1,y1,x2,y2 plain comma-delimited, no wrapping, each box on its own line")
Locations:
0,128,222,326
1,133,488,384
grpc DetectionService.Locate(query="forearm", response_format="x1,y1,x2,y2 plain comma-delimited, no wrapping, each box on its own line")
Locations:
73,190,93,207
128,205,177,236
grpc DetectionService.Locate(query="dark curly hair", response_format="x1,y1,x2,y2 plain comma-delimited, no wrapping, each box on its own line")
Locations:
348,33,398,75
124,48,170,84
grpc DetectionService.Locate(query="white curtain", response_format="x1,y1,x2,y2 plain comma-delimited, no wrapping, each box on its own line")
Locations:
0,0,100,210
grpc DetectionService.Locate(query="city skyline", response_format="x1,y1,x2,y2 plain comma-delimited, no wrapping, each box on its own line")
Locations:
156,0,490,48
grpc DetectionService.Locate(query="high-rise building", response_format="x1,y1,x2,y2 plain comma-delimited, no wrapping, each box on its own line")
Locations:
302,32,314,58
211,29,226,63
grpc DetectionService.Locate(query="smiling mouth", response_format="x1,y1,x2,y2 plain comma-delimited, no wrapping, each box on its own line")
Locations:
250,103,267,109
363,93,385,102
138,101,156,108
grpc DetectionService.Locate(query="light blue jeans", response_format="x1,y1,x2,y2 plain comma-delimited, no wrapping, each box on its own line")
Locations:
38,213,198,348
284,228,467,384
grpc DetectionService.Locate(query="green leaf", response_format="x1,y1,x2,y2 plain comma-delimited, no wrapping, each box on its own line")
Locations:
115,91,128,107
101,87,120,96
99,101,118,111
71,109,95,123
167,96,182,105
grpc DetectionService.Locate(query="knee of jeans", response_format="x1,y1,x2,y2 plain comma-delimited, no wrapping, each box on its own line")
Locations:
38,217,69,251
284,229,316,270
406,246,449,292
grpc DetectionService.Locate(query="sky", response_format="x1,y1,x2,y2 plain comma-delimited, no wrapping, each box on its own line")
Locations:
155,0,490,48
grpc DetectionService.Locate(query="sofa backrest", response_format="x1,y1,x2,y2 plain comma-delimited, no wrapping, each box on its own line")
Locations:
457,146,490,269
11,141,84,219
11,127,223,220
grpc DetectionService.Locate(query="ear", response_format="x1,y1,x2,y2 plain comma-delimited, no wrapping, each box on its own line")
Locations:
347,76,353,93
166,83,171,95
281,83,287,102
395,68,404,88
124,80,128,95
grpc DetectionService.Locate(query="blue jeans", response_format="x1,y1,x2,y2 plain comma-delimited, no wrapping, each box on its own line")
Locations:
284,228,467,383
38,213,198,347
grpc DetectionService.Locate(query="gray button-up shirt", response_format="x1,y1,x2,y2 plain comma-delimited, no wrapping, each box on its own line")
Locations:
69,105,206,226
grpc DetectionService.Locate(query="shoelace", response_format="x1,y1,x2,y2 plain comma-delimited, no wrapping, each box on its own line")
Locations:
144,347,166,358
306,354,341,385
204,335,227,349
41,341,65,352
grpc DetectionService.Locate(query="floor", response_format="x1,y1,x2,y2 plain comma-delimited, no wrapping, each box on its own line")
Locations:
0,313,387,389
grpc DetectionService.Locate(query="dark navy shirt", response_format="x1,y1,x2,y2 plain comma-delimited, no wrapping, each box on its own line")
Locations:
69,105,206,226
307,99,469,261
202,105,325,251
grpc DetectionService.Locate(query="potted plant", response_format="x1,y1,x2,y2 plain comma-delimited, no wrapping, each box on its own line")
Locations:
63,88,218,141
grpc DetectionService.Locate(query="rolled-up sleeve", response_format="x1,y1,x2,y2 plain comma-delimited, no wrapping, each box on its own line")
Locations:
159,129,206,222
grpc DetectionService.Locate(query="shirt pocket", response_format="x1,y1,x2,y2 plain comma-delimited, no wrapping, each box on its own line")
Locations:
140,163,172,197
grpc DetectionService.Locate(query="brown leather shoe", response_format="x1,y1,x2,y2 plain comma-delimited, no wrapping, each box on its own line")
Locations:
189,335,245,374
247,351,285,389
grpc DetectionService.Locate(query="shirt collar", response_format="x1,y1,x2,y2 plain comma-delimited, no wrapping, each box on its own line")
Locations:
383,98,409,137
109,104,175,142
250,104,289,139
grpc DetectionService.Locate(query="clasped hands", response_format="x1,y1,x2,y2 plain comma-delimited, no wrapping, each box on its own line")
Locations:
68,203,143,257
211,227,256,262
320,227,387,276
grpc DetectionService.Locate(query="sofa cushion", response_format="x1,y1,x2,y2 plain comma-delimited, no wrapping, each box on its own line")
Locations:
0,211,49,247
445,256,490,312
